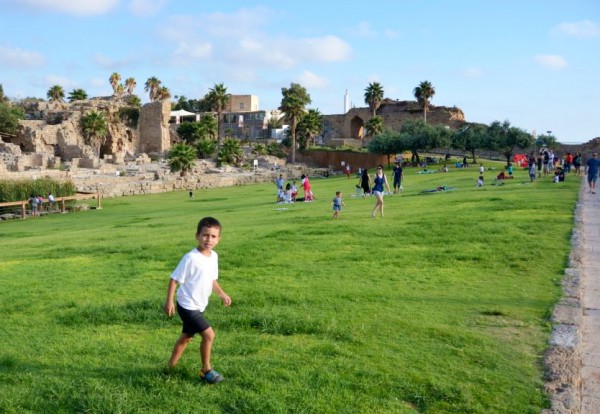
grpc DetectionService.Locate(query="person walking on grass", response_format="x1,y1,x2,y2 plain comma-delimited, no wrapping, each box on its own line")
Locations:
332,191,346,219
585,152,600,194
371,165,391,218
392,161,404,193
164,217,232,384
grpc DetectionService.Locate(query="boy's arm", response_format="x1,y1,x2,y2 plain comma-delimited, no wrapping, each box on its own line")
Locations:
212,280,231,307
164,278,178,317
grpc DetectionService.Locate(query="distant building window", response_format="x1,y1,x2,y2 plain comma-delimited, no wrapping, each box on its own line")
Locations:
239,103,245,110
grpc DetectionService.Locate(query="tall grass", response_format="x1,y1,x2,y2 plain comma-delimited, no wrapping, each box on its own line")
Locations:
0,178,77,202
0,161,579,413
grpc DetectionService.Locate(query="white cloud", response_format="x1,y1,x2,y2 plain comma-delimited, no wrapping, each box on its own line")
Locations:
299,36,352,63
0,45,45,68
298,70,329,89
384,29,400,39
93,54,138,69
555,20,599,38
43,74,78,90
461,67,484,78
8,0,119,15
173,42,212,60
128,0,167,17
354,21,377,38
534,54,568,70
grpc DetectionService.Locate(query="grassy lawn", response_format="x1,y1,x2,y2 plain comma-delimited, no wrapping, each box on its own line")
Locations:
0,160,580,413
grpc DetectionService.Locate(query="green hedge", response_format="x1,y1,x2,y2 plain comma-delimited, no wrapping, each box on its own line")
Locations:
0,179,77,203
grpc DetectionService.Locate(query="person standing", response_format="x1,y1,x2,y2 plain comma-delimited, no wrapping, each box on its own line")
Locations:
332,191,346,219
274,174,284,202
529,160,537,182
163,217,232,384
371,165,391,218
359,168,371,197
392,161,404,193
585,152,600,194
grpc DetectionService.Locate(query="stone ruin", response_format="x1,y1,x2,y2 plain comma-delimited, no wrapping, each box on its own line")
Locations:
322,99,466,144
1,98,172,172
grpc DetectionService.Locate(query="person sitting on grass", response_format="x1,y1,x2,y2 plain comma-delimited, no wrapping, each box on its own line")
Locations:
163,217,232,384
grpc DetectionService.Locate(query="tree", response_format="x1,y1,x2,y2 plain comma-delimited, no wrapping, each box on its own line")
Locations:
109,72,121,96
364,82,384,117
0,101,24,135
486,120,533,166
296,108,322,149
399,119,448,164
68,88,88,102
280,82,311,163
115,84,125,99
156,86,171,101
46,85,65,103
0,84,9,103
176,115,217,145
124,77,136,95
365,115,384,138
144,76,161,102
196,139,217,159
81,110,108,157
451,124,488,164
367,128,402,166
127,95,142,107
413,80,435,123
167,143,197,176
217,138,243,166
205,83,230,151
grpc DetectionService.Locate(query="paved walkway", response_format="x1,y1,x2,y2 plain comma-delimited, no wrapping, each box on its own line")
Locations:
580,183,600,413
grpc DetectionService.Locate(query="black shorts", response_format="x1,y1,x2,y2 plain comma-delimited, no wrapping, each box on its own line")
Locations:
177,302,211,336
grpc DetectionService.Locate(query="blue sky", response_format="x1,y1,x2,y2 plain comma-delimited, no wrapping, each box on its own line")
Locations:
1,0,598,143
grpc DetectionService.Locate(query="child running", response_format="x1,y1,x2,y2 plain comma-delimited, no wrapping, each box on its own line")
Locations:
332,191,346,219
163,217,232,384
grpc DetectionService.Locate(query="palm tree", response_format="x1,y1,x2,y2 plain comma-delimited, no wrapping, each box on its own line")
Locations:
364,82,384,117
68,88,88,102
144,76,161,102
365,115,384,138
296,108,322,149
0,84,8,103
81,110,108,157
280,82,311,163
205,83,230,150
217,138,244,167
46,85,65,103
115,84,125,99
124,77,136,95
109,72,121,96
156,86,171,101
413,80,435,123
167,143,197,176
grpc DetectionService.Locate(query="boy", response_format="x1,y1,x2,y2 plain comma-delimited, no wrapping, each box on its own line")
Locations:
332,191,345,219
164,217,231,384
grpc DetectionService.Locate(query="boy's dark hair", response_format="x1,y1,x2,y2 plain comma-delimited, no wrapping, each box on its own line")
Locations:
197,217,221,234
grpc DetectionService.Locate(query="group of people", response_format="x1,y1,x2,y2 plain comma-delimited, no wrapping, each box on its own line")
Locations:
274,173,313,203
28,193,55,217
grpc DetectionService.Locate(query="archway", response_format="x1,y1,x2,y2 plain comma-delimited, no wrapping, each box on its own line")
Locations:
350,116,365,139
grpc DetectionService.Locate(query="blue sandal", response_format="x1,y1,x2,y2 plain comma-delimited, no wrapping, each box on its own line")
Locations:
201,369,224,384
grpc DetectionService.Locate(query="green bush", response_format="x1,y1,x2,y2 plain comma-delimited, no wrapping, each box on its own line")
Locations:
0,178,77,202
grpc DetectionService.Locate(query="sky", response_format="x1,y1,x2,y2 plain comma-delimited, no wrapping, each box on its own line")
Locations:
1,0,598,144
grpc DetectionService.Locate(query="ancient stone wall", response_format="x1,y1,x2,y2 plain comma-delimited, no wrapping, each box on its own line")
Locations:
138,100,171,156
323,100,466,141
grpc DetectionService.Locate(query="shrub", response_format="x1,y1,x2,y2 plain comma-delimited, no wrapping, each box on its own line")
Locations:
0,178,77,202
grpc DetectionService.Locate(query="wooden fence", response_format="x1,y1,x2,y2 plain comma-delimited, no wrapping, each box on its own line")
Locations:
0,192,102,219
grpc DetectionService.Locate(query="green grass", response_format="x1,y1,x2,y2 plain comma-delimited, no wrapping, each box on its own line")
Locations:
0,161,579,413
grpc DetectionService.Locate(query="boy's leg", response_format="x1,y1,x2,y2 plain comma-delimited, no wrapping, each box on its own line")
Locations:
168,332,193,368
199,327,216,374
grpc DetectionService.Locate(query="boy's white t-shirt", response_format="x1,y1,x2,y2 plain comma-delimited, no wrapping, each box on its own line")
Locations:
171,248,218,312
